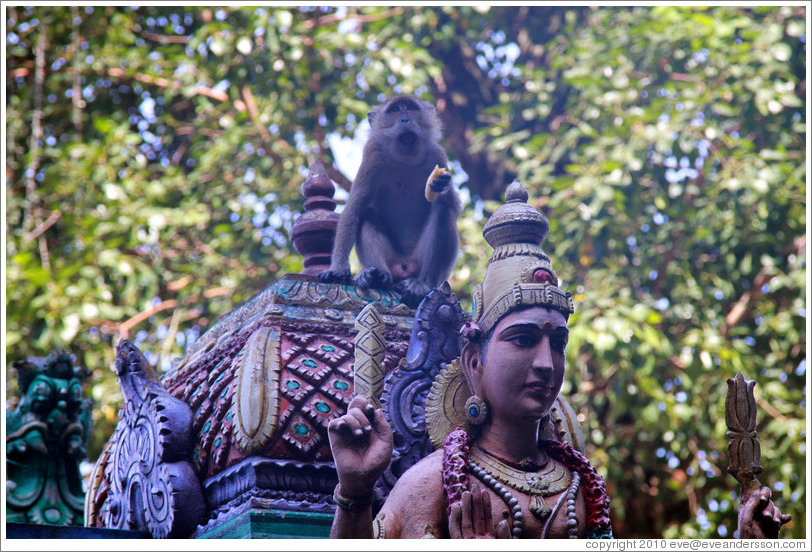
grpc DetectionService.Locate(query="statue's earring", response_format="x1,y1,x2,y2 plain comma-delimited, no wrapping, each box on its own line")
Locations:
464,395,488,426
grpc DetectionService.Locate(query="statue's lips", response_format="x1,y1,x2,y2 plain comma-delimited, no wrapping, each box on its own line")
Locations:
525,383,556,395
398,131,418,146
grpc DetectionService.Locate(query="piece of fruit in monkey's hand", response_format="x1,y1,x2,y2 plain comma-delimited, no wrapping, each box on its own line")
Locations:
425,165,451,201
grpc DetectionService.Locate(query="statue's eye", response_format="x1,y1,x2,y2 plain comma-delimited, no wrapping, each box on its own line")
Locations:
509,333,536,348
551,333,568,352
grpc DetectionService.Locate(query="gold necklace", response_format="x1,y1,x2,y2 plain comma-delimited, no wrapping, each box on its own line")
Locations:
469,444,572,522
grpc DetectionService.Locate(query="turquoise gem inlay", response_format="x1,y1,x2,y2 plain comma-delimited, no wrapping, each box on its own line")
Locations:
315,401,330,413
286,380,301,389
333,381,349,391
294,423,309,436
302,359,317,368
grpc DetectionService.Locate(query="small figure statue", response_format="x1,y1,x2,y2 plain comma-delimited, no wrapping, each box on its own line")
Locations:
6,350,92,526
327,181,791,539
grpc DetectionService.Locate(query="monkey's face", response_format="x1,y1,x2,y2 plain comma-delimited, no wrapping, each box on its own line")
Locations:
369,96,439,161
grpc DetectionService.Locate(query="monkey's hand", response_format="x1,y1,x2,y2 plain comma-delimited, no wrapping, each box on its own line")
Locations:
355,267,393,290
319,269,354,284
429,171,452,193
425,166,452,201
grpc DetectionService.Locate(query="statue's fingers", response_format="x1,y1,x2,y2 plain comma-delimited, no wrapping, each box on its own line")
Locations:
471,485,485,535
371,408,394,442
496,519,511,539
481,487,495,534
347,395,373,412
327,416,347,436
448,502,463,539
338,412,367,437
460,490,474,538
740,492,761,522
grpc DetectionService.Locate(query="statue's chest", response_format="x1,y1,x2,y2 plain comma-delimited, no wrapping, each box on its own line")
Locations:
482,483,587,539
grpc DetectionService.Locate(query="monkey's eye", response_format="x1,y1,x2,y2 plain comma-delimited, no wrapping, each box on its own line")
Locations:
406,103,418,111
388,105,401,113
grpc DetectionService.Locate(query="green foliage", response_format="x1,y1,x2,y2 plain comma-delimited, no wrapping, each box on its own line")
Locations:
5,5,806,538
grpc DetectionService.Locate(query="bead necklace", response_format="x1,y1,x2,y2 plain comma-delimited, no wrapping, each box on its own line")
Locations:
467,459,581,538
469,443,571,522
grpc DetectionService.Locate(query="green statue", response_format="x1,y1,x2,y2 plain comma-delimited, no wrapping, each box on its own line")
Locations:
6,350,92,526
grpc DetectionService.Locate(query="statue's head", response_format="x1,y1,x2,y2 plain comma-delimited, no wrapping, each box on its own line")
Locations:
427,181,580,446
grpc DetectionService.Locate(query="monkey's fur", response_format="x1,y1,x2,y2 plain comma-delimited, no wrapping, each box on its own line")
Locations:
320,96,460,308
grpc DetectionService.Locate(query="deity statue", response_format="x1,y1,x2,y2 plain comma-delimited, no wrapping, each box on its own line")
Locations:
327,181,791,539
6,350,92,526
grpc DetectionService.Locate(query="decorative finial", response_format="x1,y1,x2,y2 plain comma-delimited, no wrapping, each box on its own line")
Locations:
291,159,341,276
482,179,549,249
505,179,529,203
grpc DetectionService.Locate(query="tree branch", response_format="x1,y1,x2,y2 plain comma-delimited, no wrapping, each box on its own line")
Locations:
300,7,406,30
118,299,178,339
140,30,190,45
240,84,271,142
721,269,771,336
22,210,61,244
71,6,84,131
106,67,232,105
323,162,353,192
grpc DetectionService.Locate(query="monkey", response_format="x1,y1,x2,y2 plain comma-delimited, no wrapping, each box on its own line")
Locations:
319,95,461,309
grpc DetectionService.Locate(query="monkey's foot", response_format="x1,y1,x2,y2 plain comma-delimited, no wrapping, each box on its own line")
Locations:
318,269,354,284
395,278,432,309
355,267,393,290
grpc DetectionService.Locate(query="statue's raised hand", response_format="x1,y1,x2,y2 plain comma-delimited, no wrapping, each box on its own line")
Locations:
738,487,792,538
448,485,511,539
328,396,394,498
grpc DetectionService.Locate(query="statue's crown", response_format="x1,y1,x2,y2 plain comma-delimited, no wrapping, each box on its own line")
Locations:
472,180,573,335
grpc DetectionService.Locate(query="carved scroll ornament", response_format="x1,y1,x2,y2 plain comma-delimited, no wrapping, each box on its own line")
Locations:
87,340,205,538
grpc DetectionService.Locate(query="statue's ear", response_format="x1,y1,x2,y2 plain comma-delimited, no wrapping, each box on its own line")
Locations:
459,342,483,398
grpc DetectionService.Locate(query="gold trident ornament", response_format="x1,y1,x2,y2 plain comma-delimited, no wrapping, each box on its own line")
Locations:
353,303,386,409
725,372,763,500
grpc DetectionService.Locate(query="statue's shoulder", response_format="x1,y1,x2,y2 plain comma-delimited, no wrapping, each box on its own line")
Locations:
378,449,446,539
396,448,444,488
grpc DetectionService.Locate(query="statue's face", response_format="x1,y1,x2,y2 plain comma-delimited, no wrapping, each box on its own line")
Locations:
479,306,568,424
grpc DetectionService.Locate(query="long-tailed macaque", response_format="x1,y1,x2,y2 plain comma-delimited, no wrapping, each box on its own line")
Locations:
320,96,461,308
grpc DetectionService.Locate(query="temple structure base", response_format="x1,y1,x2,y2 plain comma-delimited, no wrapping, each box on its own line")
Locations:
192,500,333,539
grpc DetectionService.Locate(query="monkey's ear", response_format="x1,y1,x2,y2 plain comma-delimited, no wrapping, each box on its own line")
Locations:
367,109,377,125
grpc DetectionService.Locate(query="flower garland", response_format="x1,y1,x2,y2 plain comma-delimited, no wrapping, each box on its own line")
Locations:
442,428,613,538
442,428,472,516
